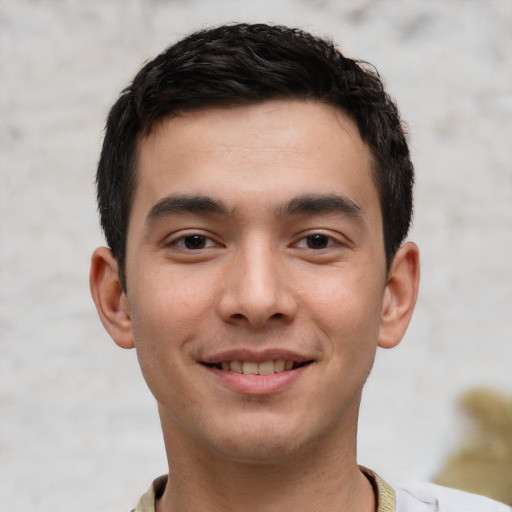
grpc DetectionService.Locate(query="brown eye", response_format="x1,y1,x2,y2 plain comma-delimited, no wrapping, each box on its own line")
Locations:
170,233,220,251
183,235,208,249
306,234,330,249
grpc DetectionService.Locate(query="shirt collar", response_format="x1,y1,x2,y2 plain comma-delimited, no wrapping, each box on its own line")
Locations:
132,468,396,512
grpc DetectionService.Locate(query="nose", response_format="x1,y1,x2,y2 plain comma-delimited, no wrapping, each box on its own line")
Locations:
217,241,297,328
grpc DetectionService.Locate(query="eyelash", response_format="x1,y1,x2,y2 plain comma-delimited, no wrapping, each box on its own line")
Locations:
170,234,219,250
168,232,342,251
294,233,339,250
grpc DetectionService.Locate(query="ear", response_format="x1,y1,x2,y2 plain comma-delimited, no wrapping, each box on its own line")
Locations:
378,242,420,349
89,247,135,349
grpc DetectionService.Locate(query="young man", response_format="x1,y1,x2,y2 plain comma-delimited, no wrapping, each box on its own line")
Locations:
90,24,509,512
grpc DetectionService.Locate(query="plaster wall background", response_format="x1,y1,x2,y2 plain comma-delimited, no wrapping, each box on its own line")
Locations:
0,1,511,510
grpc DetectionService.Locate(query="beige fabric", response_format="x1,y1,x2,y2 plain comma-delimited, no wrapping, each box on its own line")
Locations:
131,467,395,512
362,466,397,512
132,475,167,512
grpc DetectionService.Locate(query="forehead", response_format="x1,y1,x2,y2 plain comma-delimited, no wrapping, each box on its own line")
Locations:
132,100,378,223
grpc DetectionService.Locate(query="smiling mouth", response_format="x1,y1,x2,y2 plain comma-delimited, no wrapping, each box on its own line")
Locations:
204,359,313,376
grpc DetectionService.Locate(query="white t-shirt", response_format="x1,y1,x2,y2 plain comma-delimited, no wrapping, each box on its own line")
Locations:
396,482,511,512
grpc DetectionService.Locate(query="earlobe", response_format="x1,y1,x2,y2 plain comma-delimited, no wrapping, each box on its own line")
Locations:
89,247,135,349
378,242,420,349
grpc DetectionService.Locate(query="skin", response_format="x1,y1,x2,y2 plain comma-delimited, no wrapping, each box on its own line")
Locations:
90,99,420,512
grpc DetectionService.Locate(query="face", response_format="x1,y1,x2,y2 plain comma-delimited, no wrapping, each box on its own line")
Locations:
120,100,394,462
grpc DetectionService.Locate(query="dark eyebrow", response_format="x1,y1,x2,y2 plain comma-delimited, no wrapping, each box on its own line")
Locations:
146,194,230,223
278,194,364,219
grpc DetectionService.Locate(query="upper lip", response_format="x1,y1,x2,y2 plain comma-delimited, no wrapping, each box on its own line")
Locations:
200,348,314,364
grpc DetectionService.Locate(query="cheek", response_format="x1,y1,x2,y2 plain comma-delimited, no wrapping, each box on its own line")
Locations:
131,265,218,332
127,292,189,372
305,267,383,322
128,289,202,410
302,270,384,354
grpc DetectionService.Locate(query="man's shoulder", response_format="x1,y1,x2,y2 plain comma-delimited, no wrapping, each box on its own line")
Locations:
395,482,511,512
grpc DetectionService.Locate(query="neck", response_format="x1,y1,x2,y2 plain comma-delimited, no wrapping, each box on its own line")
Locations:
156,411,375,512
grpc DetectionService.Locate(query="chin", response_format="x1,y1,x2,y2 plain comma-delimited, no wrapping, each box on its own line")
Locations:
203,415,327,465
211,435,304,465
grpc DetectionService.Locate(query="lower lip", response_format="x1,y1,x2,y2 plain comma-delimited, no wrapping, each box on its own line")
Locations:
204,365,310,395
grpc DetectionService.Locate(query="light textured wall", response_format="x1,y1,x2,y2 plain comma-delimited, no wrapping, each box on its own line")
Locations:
0,1,511,510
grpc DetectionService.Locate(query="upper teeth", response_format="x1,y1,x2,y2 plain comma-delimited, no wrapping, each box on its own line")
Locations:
220,360,295,375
